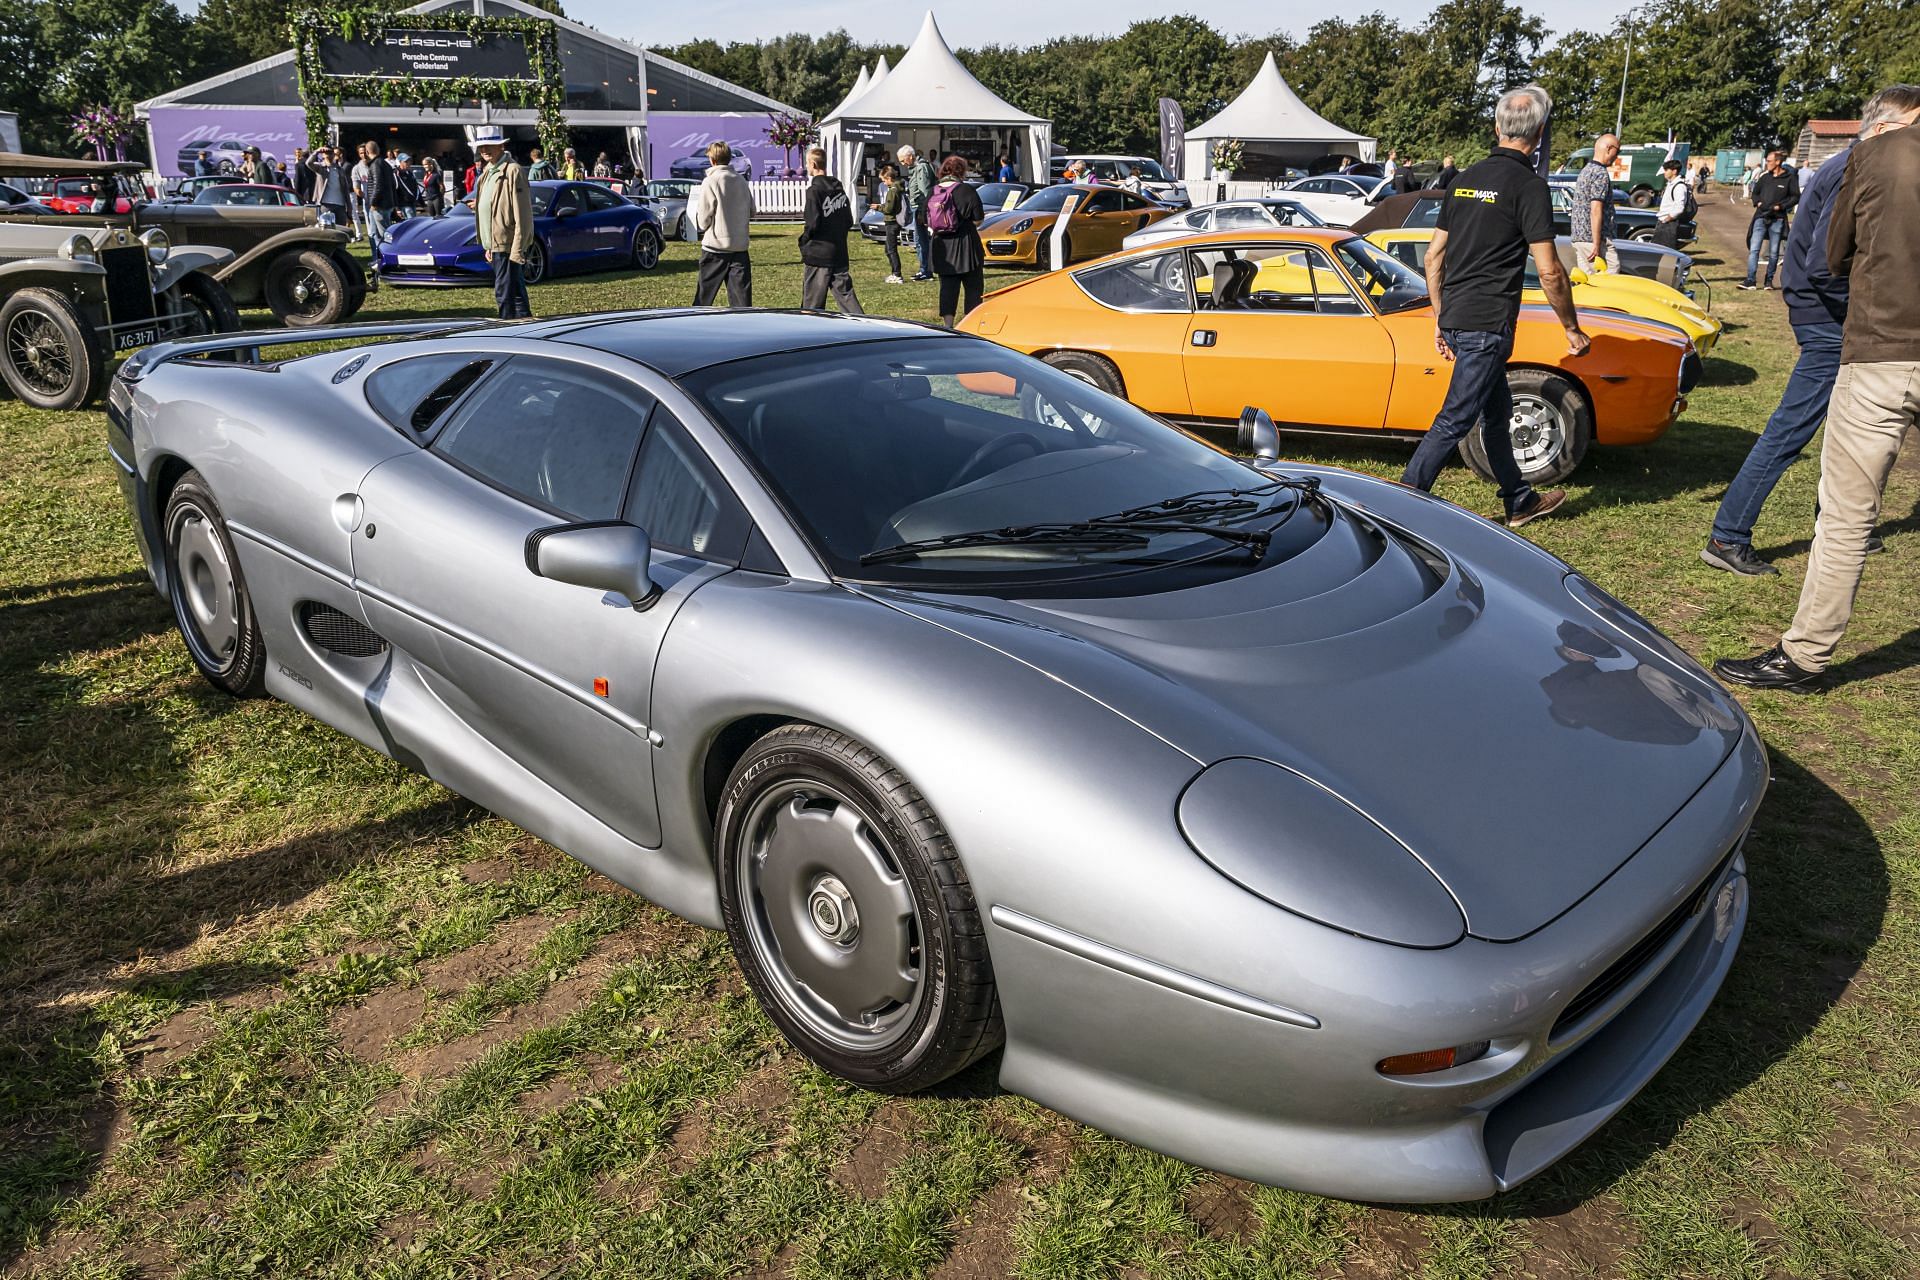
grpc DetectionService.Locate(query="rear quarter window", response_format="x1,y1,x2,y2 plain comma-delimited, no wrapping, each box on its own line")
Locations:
365,355,495,439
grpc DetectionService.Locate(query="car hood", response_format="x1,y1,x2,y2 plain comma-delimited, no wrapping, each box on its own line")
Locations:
385,212,477,252
863,470,1746,941
980,209,1054,232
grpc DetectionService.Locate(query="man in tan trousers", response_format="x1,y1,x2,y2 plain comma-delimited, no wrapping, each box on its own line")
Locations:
1716,83,1920,689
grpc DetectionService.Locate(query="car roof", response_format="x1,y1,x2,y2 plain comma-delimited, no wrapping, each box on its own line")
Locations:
1123,227,1355,254
541,309,948,377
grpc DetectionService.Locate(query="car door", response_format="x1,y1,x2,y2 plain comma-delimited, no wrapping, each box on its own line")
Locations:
1180,241,1396,428
350,353,740,849
1068,249,1197,416
578,183,634,258
545,184,594,265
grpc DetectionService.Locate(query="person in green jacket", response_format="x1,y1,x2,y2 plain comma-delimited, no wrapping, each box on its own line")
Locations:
526,146,556,182
899,145,936,280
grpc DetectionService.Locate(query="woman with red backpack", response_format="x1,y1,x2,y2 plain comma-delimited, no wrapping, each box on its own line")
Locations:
926,155,986,327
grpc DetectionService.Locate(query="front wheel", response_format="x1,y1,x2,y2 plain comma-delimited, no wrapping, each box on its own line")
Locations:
1457,368,1593,485
631,226,663,271
716,724,1002,1093
1040,233,1071,271
265,249,352,326
164,470,266,697
171,273,243,336
0,287,104,410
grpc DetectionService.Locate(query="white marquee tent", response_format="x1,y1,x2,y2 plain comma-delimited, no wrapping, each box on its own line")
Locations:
820,12,1050,186
1183,52,1375,180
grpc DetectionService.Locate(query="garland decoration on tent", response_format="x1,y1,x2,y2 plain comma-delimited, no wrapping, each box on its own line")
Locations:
290,4,567,154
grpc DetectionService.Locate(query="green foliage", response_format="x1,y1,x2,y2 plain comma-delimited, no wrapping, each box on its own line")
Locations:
288,3,567,155
0,0,217,153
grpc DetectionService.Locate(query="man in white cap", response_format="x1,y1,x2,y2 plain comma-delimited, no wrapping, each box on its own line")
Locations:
472,126,534,319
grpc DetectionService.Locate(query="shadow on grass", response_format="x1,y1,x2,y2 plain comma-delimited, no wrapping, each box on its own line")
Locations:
0,575,475,1258
1699,355,1758,387
1412,748,1885,1219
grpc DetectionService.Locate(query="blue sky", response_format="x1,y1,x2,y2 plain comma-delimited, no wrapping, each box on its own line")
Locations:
559,0,1633,50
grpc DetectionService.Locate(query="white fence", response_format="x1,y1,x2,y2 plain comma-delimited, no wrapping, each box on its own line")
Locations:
1188,179,1295,207
747,178,808,217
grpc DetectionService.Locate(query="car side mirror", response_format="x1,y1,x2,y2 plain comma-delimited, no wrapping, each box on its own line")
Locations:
1237,407,1281,462
525,522,660,609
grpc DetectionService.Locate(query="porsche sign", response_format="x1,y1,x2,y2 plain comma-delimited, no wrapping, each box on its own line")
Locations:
316,28,538,82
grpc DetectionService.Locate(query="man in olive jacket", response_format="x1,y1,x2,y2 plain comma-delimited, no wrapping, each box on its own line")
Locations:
473,127,535,319
1716,83,1920,690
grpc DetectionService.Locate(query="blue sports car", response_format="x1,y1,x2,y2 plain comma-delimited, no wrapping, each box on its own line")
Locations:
375,180,664,287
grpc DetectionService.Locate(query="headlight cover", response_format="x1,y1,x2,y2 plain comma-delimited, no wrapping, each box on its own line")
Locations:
139,227,169,264
1009,218,1034,234
58,234,97,263
1178,758,1465,947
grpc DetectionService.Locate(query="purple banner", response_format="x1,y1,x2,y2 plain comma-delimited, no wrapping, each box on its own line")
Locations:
649,112,792,180
147,106,309,178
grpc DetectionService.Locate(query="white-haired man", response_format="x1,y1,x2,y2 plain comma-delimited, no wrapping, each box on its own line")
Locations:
1401,84,1590,529
899,144,936,281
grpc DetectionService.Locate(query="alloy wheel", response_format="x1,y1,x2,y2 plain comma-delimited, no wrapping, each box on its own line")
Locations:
1509,392,1568,478
168,503,240,674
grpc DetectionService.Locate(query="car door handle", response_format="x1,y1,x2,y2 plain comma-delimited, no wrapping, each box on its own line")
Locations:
1192,330,1216,348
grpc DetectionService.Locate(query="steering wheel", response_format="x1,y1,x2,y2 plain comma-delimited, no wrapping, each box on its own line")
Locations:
947,432,1044,489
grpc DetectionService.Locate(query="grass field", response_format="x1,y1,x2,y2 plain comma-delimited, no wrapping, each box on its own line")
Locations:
2,205,1916,1279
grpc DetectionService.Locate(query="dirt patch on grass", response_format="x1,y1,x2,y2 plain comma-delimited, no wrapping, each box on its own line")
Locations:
1340,1209,1431,1278
1185,1175,1259,1241
928,1176,1026,1280
127,1006,216,1076
331,981,433,1062
1522,1199,1640,1279
738,1239,802,1280
830,1099,914,1198
516,1052,622,1116
667,1059,794,1167
419,911,565,994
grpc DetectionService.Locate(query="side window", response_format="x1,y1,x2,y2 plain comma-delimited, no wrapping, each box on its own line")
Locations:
584,185,623,211
365,354,494,438
1412,198,1443,228
1073,252,1191,311
1191,245,1363,315
1083,190,1125,214
552,186,583,216
1215,205,1271,230
1387,240,1427,272
624,409,750,560
1296,178,1328,194
433,358,656,521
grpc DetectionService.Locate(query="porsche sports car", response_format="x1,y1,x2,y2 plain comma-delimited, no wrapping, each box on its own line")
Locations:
1122,197,1326,250
1276,172,1390,225
1050,155,1189,207
1365,227,1721,354
961,227,1701,484
176,139,274,176
630,179,698,242
109,310,1762,1204
374,180,664,287
667,152,752,179
981,184,1178,269
859,182,1030,247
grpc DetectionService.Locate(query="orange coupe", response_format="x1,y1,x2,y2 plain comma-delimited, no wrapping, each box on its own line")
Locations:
961,227,1701,483
979,184,1180,270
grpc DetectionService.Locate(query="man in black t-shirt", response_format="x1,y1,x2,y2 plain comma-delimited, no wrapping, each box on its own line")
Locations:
1402,84,1590,528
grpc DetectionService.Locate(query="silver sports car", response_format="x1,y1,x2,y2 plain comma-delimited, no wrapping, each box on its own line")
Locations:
107,312,1765,1203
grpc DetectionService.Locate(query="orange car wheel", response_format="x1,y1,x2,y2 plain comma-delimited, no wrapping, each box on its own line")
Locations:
1020,352,1125,428
1458,368,1593,486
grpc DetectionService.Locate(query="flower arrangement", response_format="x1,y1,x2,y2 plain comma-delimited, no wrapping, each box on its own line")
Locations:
71,106,135,162
765,112,818,177
1210,139,1245,176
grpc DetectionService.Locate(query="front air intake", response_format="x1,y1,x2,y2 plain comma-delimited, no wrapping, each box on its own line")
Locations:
298,602,387,657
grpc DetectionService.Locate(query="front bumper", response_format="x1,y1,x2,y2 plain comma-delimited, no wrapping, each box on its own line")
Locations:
990,724,1764,1203
375,256,489,288
982,233,1041,265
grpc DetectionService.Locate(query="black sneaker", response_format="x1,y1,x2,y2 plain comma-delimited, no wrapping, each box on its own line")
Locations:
1713,644,1821,690
1507,489,1567,529
1866,533,1885,554
1738,282,1758,290
1700,538,1780,576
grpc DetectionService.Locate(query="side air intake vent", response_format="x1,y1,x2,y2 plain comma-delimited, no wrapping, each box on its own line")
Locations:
299,602,387,657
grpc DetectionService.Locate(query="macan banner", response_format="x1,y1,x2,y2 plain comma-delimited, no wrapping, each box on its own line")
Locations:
146,105,309,179
649,113,787,180
316,28,537,82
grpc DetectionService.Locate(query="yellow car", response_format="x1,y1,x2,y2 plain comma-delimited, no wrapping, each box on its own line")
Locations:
1364,227,1722,353
979,184,1178,269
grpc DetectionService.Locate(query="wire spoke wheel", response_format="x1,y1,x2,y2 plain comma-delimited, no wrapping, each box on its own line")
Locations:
736,781,925,1052
5,309,73,398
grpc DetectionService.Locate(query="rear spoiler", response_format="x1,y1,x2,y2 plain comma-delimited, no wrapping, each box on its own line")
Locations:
118,319,494,382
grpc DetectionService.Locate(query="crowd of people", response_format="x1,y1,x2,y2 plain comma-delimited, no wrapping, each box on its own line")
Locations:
1411,81,1919,690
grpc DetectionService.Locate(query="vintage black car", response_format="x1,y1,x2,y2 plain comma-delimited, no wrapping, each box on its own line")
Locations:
0,211,240,410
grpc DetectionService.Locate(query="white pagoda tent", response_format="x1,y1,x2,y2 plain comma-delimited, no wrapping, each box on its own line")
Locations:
820,12,1050,186
1183,52,1375,180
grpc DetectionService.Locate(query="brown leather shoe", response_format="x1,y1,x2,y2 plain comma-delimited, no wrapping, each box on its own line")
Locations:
1507,489,1567,529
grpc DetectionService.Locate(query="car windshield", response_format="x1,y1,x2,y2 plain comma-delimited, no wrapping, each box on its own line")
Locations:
1014,186,1081,213
976,182,1027,211
462,188,555,216
680,337,1301,591
1334,237,1429,313
647,181,694,199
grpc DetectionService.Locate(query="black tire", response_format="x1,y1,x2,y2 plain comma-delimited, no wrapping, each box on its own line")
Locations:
716,724,1001,1093
331,249,369,317
1041,232,1071,271
1457,367,1593,486
1040,350,1124,395
163,470,266,697
679,213,699,243
264,249,352,326
172,273,242,336
1629,186,1656,208
1626,226,1656,243
523,239,548,285
631,225,663,271
0,287,105,410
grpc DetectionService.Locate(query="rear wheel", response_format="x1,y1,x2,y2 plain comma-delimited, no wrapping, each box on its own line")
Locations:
631,225,663,271
523,239,548,285
264,249,352,326
1629,186,1656,208
164,470,266,697
0,287,104,410
717,724,1001,1093
1457,368,1593,485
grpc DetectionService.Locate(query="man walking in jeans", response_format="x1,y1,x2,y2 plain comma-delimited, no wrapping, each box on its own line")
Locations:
1402,84,1589,529
473,127,533,319
1701,88,1920,576
1715,84,1920,690
1741,150,1798,289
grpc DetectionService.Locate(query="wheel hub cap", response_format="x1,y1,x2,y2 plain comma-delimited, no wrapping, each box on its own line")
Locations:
173,509,238,665
740,786,921,1047
1508,393,1566,475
